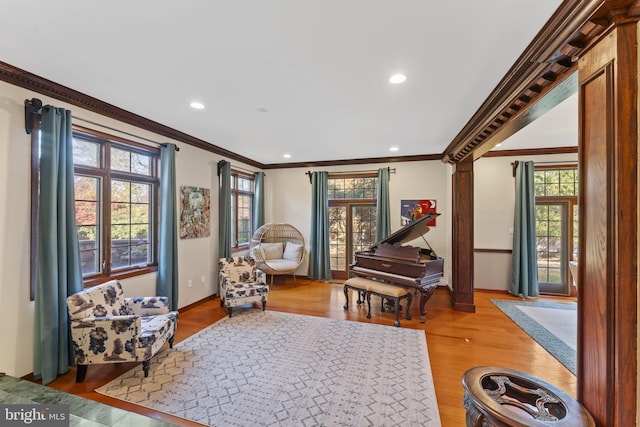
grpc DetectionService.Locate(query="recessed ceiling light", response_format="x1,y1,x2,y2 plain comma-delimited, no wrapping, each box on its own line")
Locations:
190,101,205,110
283,153,292,159
390,146,399,152
389,74,406,84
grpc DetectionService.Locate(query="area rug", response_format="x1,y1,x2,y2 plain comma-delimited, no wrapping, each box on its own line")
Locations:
96,310,441,426
491,299,577,375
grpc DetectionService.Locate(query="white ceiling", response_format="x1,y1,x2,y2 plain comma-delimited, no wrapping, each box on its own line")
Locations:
1,0,571,165
493,91,578,151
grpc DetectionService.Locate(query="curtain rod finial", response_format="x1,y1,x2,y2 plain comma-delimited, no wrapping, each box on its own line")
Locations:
511,160,519,177
24,98,43,135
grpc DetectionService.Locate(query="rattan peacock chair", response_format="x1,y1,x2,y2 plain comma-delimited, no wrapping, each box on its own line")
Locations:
249,223,305,287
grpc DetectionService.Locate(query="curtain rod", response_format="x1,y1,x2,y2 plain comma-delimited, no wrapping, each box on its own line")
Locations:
232,164,263,175
534,161,577,165
305,167,396,183
24,97,179,151
511,160,577,177
305,167,396,177
511,160,577,167
218,159,263,176
72,116,179,151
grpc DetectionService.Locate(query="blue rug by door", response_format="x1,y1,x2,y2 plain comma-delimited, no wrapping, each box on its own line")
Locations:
490,299,577,375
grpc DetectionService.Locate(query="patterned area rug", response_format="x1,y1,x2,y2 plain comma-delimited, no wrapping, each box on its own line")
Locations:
96,310,441,426
491,299,577,375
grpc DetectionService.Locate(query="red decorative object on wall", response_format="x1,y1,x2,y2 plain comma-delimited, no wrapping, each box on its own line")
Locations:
400,199,437,226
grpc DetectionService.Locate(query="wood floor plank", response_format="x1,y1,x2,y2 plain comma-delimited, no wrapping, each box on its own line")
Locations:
26,278,576,426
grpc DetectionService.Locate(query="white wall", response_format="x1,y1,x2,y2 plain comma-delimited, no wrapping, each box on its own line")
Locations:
266,160,453,285
0,81,35,379
0,80,259,377
473,153,578,290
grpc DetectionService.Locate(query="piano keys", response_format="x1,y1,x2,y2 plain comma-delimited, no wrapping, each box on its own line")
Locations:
349,213,444,322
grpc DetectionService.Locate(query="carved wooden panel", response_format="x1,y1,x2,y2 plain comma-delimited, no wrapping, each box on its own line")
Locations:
580,57,612,426
452,157,475,312
578,23,638,426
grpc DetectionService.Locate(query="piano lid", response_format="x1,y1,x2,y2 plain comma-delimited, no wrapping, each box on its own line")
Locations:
375,213,440,248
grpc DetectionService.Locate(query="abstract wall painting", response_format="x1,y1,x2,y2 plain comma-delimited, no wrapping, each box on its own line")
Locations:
400,199,437,226
180,186,210,239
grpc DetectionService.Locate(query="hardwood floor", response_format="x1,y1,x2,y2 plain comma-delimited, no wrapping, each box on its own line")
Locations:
32,278,577,426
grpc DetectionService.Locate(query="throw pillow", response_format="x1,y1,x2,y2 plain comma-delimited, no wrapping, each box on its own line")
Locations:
283,242,304,262
260,242,283,260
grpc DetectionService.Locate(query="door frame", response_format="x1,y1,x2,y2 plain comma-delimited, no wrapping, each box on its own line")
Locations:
329,200,376,280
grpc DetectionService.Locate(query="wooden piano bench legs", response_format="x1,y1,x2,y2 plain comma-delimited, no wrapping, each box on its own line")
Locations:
343,277,412,327
343,283,366,309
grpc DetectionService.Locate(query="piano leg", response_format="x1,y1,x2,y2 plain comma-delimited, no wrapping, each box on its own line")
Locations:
418,285,437,323
343,286,350,309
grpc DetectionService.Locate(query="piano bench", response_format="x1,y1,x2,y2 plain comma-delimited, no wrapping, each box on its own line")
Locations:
343,277,412,327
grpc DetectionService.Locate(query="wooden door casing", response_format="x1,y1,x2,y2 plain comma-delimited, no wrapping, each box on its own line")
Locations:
578,23,638,426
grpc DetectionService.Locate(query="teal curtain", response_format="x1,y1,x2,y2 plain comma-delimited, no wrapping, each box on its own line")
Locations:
218,160,232,265
375,167,391,242
157,144,179,310
308,171,332,280
33,106,83,385
510,160,539,298
253,171,265,234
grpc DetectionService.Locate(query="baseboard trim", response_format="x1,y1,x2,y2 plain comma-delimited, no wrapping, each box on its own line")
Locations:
453,301,476,313
474,288,511,294
178,295,216,314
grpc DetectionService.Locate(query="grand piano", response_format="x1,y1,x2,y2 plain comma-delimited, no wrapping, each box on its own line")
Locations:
349,213,444,322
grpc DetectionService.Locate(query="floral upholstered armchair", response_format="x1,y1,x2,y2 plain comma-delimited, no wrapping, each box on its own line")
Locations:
219,256,269,317
66,280,178,382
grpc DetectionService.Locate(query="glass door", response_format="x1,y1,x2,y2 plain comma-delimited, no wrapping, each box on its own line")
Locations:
329,202,376,280
536,201,569,294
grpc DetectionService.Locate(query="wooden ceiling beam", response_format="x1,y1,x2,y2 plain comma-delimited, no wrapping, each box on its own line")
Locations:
441,0,631,164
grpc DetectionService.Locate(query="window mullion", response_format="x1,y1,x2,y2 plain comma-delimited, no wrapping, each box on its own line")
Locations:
233,191,239,247
103,144,112,276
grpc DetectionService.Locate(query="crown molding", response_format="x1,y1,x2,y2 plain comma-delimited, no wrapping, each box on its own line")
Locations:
0,61,265,169
2,0,617,170
0,61,448,169
262,153,443,169
441,0,625,164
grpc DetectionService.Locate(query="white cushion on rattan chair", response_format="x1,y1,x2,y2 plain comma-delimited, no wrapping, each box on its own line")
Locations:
262,259,299,272
283,242,304,262
260,242,283,260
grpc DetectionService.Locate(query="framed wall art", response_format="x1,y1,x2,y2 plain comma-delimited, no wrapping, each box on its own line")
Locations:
400,199,437,226
180,186,211,239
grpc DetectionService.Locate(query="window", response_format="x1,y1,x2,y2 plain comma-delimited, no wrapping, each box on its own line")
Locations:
231,171,254,248
328,174,377,279
74,129,159,284
32,126,160,289
534,166,579,295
